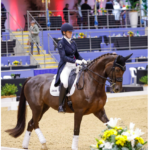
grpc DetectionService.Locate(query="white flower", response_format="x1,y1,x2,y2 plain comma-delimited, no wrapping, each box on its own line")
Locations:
134,128,144,137
129,122,135,131
102,142,114,149
104,118,121,128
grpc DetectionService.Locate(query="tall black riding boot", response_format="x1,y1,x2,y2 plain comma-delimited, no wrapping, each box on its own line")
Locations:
58,84,67,113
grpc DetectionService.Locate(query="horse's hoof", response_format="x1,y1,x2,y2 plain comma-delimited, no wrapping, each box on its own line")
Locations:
41,143,48,150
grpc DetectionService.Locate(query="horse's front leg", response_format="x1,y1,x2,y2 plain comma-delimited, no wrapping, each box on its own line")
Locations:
72,111,83,150
94,108,109,123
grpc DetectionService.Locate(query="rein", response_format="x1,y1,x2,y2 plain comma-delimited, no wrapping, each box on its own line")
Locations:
76,56,125,90
76,63,115,90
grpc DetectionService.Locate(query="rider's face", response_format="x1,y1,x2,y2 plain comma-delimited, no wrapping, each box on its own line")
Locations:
65,31,72,39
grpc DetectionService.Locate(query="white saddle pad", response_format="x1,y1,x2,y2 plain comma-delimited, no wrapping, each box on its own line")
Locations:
50,75,78,97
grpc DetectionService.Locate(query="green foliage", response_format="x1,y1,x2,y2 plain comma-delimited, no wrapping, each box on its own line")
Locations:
139,75,148,84
19,83,23,87
126,0,140,9
142,0,148,16
112,145,120,150
95,138,99,142
110,135,116,143
122,147,129,150
1,84,18,96
11,74,15,77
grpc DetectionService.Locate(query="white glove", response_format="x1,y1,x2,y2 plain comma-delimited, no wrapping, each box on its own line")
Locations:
82,59,87,65
75,60,82,65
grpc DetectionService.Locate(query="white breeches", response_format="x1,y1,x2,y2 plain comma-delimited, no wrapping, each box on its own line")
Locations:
60,62,76,88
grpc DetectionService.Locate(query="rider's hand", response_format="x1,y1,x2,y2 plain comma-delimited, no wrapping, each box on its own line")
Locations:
75,60,82,65
82,59,87,65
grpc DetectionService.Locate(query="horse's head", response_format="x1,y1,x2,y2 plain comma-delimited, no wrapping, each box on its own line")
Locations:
105,54,133,93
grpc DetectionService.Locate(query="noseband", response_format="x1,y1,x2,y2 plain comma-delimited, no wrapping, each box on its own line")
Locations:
76,56,126,90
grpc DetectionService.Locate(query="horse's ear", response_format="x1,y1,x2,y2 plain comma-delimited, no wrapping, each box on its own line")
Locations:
116,55,121,62
124,53,133,61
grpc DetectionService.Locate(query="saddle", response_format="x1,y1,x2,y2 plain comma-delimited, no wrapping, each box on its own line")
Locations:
50,66,82,112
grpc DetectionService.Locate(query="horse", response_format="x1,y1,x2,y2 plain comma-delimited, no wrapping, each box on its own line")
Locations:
6,53,132,150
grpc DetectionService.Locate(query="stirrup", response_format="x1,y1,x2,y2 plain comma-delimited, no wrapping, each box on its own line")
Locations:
58,106,65,113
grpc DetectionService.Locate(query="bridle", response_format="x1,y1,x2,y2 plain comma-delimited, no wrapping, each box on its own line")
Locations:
110,55,126,83
76,56,126,90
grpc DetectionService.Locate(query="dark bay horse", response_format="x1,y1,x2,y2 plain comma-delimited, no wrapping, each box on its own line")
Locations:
6,53,132,150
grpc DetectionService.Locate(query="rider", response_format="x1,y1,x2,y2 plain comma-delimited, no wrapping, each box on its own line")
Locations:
54,23,87,113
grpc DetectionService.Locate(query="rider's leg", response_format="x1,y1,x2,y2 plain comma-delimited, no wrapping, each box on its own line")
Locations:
59,63,76,112
59,65,70,112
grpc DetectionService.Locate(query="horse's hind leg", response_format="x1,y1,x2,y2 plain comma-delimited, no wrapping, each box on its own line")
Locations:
22,104,49,149
22,118,33,149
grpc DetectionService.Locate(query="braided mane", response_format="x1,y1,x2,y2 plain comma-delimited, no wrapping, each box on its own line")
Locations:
87,53,117,67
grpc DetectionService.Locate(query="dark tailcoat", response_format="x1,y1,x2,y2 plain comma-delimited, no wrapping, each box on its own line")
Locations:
54,38,83,87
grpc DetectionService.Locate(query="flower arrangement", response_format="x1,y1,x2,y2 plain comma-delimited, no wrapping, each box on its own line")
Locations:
13,60,19,66
90,118,147,150
128,31,134,37
126,5,130,9
101,8,107,14
79,33,85,38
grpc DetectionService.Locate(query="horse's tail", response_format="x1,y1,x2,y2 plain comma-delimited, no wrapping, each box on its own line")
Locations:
5,77,32,138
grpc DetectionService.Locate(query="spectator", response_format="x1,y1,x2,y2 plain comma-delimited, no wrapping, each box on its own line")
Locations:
1,3,7,33
121,5,126,27
105,0,114,14
81,0,91,12
63,4,69,23
29,20,40,55
119,0,124,8
81,0,91,28
73,3,82,28
113,0,121,20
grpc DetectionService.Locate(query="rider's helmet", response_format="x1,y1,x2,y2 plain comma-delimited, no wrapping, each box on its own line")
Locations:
61,23,74,35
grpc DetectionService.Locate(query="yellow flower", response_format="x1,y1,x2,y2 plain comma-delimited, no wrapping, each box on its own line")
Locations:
13,60,19,64
96,140,104,148
114,126,123,130
103,129,117,140
98,140,104,145
79,33,84,36
96,143,99,148
115,135,127,147
135,137,144,145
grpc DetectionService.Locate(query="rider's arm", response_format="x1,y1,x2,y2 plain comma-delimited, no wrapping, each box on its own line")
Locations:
58,42,76,63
